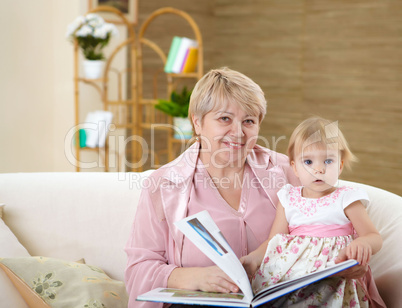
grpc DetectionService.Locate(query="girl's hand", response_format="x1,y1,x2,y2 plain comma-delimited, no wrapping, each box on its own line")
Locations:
240,252,263,281
345,238,372,266
335,199,382,278
334,248,368,279
168,266,239,294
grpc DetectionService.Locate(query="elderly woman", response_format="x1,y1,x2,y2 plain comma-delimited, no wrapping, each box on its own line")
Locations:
124,68,365,307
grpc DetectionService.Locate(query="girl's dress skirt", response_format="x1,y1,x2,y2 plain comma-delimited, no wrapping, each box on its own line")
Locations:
252,232,385,308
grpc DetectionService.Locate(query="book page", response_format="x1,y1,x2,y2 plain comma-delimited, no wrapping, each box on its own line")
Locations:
252,259,358,306
175,210,254,302
137,288,249,307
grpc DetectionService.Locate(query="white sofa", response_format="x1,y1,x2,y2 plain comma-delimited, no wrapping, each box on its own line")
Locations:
0,172,401,307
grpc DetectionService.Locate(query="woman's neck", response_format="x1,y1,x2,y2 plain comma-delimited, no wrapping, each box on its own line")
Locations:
199,154,246,187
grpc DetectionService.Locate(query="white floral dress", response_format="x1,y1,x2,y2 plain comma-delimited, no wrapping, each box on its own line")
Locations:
252,184,385,308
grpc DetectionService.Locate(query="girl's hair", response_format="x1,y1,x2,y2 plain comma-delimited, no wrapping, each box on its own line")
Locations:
287,117,357,170
188,67,267,132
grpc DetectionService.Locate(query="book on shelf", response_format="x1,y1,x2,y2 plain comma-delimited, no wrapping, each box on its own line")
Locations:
83,111,113,148
181,46,198,73
137,210,358,307
164,36,182,73
171,37,198,73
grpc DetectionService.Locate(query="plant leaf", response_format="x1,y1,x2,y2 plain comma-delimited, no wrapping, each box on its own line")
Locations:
155,87,192,117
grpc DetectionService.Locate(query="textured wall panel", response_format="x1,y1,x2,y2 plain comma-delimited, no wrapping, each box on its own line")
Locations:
139,0,402,195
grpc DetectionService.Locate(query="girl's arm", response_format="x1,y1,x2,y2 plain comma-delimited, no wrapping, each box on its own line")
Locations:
344,200,383,265
241,202,289,279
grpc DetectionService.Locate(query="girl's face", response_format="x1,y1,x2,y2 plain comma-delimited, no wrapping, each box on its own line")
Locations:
291,144,344,198
192,102,260,169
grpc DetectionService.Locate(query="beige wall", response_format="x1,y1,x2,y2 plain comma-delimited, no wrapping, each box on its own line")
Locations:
210,0,402,196
0,0,85,172
52,1,86,171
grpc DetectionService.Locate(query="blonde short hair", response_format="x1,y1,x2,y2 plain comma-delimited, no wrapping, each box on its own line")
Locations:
188,67,267,130
287,117,357,170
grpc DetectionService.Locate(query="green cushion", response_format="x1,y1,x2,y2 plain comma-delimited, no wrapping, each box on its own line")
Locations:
0,256,128,308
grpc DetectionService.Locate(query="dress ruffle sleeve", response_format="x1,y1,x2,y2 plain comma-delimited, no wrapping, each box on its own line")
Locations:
342,186,370,209
277,183,293,208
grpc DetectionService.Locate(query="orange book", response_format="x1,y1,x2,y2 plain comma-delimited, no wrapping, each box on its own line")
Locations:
181,47,198,73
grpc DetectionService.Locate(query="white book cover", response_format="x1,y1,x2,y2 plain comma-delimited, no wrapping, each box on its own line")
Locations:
83,111,113,148
97,111,113,148
171,37,198,74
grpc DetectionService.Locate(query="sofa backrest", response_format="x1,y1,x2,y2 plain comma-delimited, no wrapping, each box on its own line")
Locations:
0,171,153,282
0,173,401,307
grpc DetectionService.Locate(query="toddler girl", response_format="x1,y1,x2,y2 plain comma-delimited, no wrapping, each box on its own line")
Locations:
242,117,385,307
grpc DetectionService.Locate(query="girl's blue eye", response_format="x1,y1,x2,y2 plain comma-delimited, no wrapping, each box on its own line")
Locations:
325,159,333,165
303,159,312,165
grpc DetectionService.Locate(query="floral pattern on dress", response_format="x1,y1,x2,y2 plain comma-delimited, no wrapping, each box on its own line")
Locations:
252,233,369,308
287,186,355,217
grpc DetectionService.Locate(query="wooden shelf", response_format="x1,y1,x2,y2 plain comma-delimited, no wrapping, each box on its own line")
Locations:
77,77,104,83
136,7,203,168
140,123,171,130
73,6,203,172
78,147,105,151
166,72,199,78
139,98,158,105
74,6,136,172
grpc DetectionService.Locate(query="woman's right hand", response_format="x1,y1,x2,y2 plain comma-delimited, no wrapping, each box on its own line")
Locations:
168,265,240,294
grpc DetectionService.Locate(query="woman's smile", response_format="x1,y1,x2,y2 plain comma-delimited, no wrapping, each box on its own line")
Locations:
222,140,245,150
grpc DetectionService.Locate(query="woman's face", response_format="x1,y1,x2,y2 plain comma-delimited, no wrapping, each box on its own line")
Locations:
192,102,260,169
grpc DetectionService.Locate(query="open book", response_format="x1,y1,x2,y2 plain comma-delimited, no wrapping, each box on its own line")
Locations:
137,210,358,307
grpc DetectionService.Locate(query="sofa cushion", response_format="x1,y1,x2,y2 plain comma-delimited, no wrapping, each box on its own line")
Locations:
0,256,129,308
0,206,30,308
0,211,30,258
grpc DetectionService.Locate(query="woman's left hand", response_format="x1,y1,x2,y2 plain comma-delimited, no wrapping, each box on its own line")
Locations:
334,248,368,279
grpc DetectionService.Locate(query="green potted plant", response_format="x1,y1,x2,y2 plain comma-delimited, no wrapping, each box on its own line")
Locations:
155,87,193,139
66,13,119,79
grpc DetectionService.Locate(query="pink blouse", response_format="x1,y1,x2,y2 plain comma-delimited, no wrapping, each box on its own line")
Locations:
124,142,299,308
182,161,276,267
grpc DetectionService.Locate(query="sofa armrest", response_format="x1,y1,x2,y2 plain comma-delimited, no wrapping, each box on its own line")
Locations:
339,180,402,308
